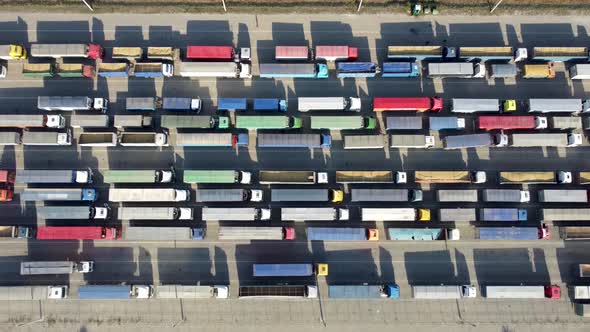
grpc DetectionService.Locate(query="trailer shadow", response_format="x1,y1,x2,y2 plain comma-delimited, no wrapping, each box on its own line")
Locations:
36,21,90,43
0,17,28,46
82,242,149,285
473,247,550,286
157,247,218,284
404,249,470,286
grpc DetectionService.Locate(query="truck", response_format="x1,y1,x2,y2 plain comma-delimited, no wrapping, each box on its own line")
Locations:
195,189,263,202
117,207,193,220
298,97,361,112
362,208,430,222
119,132,168,147
310,115,375,130
103,169,174,184
490,63,517,78
37,96,107,112
271,189,343,203
451,98,501,113
56,63,95,78
386,45,445,60
523,63,556,79
22,130,72,146
580,264,590,277
507,133,582,147
30,43,103,59
176,133,248,147
259,63,328,79
179,62,251,78
412,285,476,299
160,115,229,129
185,46,236,61
126,97,157,111
236,115,302,129
280,207,349,221
484,285,560,299
0,132,21,146
382,61,420,77
336,62,379,78
499,171,572,184
528,99,584,113
238,285,317,299
429,117,466,130
22,63,54,77
443,133,495,149
133,63,173,78
156,285,228,299
439,208,477,223
574,286,590,299
70,114,109,128
97,62,129,77
315,45,358,61
344,135,386,149
414,170,486,184
258,170,327,184
307,227,378,241
201,207,271,221
385,116,423,130
253,263,328,277
123,227,204,241
483,189,530,203
477,115,547,130
0,114,65,129
328,285,400,299
20,188,97,201
427,62,485,78
15,169,92,184
351,189,422,202
162,97,202,112
36,226,119,240
218,226,294,240
390,135,435,148
217,98,247,111
538,189,588,203
550,116,582,130
532,47,589,61
108,188,189,202
0,286,67,300
336,170,405,184
475,224,550,240
78,285,153,299
388,228,460,240
257,133,331,148
437,189,478,202
372,97,443,112
480,208,527,222
0,44,27,60
458,46,521,61
275,46,309,60
561,227,590,240
36,206,108,220
111,47,143,59
78,132,117,147
542,209,590,221
0,226,32,239
569,64,590,79
253,98,288,112
183,170,251,184
20,261,93,275
114,115,152,128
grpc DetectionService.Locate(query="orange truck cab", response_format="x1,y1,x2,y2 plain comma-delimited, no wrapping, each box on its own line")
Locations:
0,170,15,202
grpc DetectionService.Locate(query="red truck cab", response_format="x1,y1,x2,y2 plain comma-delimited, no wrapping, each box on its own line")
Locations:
87,43,104,59
539,223,551,240
0,170,15,202
283,227,295,240
544,285,561,299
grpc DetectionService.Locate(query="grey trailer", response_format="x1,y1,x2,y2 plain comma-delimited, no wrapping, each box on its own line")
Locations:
281,207,349,221
542,208,590,221
549,117,582,129
483,189,530,203
451,99,500,113
117,207,193,220
70,114,109,128
271,189,333,202
195,189,250,202
437,190,478,202
126,97,156,111
444,133,492,149
490,64,517,78
343,135,385,149
528,99,582,113
439,208,477,223
36,206,108,220
386,116,423,130
123,227,196,241
114,115,152,128
351,189,418,202
22,131,71,146
390,135,435,148
538,189,588,203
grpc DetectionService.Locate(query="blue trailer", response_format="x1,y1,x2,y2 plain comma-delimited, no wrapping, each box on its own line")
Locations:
259,63,329,79
336,62,379,78
126,97,157,111
78,285,153,299
388,228,450,241
429,117,465,130
480,208,527,222
476,227,542,240
253,264,313,277
257,133,331,148
218,98,247,111
328,285,400,299
253,98,287,112
97,63,129,77
162,97,201,112
307,227,368,241
382,62,419,77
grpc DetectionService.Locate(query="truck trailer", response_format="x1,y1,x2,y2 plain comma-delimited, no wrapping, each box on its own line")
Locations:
103,169,173,183
22,63,54,77
257,133,331,148
528,99,583,113
484,285,560,299
561,227,590,240
550,116,582,130
195,189,263,202
160,115,229,129
37,96,107,112
382,61,419,77
351,189,422,202
0,114,65,129
15,169,91,184
508,133,581,147
297,97,361,112
362,208,430,222
36,206,108,220
119,132,168,147
252,263,327,277
307,227,378,241
183,170,251,184
336,170,402,183
156,285,228,299
437,189,478,202
108,188,189,202
78,285,152,299
315,45,358,61
97,62,129,77
236,115,302,129
77,132,117,147
483,189,530,203
0,286,67,300
258,170,327,184
179,62,251,78
117,207,193,220
480,208,527,222
542,208,590,221
280,207,349,221
218,226,294,240
429,116,466,130
30,43,103,59
477,115,546,130
533,47,589,61
475,225,550,240
414,170,486,183
275,46,309,60
70,114,109,128
451,98,500,113
372,97,443,112
570,64,590,79
310,115,375,130
439,208,477,223
538,189,588,203
259,63,328,79
271,189,343,203
20,261,93,275
523,63,556,79
386,116,423,130
22,130,71,146
443,133,495,149
123,227,204,240
175,133,248,147
336,62,379,78
328,285,399,299
162,97,202,112
238,285,317,298
36,226,119,240
390,135,435,148
344,135,386,149
412,285,476,299
387,45,445,60
427,62,485,78
114,115,152,128
0,132,20,146
499,171,571,184
20,188,97,201
388,228,459,240
201,207,271,221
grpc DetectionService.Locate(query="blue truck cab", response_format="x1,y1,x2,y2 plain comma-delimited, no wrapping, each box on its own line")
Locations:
82,188,98,201
192,228,206,240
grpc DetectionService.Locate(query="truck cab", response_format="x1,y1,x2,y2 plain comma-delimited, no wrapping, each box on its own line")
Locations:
316,63,329,79
174,189,190,202
418,208,431,222
329,189,344,203
283,227,296,240
132,285,154,299
239,171,252,184
8,44,27,59
411,189,423,202
157,169,175,183
558,171,573,184
396,171,407,184
348,97,362,112
239,48,251,62
77,261,94,273
384,284,400,299
502,99,517,113
473,63,486,78
249,189,264,202
544,285,561,299
462,285,477,298
48,286,68,299
567,133,583,147
367,229,379,241
192,228,206,240
315,263,329,276
539,223,551,240
178,207,193,220
317,172,329,184
92,206,109,219
472,171,487,183
93,98,108,113
162,64,174,77
259,208,272,221
493,133,509,147
535,116,548,129
76,170,92,183
514,48,528,62
448,229,461,240
214,285,229,299
520,191,531,203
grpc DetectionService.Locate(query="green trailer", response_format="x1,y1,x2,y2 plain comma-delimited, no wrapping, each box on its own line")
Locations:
160,115,229,129
310,116,375,130
235,115,302,129
56,63,94,78
183,170,243,184
103,170,159,183
22,63,55,77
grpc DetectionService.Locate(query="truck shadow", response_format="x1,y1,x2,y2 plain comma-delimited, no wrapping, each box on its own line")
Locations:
473,248,550,288
404,249,470,286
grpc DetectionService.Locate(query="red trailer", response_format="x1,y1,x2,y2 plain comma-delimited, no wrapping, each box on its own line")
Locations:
275,46,309,60
36,226,120,240
373,97,443,112
186,46,234,61
315,46,358,61
478,116,537,130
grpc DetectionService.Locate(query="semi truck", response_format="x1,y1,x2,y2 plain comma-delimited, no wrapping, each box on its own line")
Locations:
78,285,152,299
70,114,109,128
280,207,349,221
258,170,327,184
195,189,263,202
22,130,71,146
123,227,204,241
271,189,343,203
20,261,93,275
36,226,119,240
35,206,108,220
477,115,547,130
160,115,229,129
108,188,189,202
117,207,193,220
427,62,485,78
532,46,589,61
37,96,107,112
344,135,386,149
412,285,476,299
429,116,466,130
542,208,590,221
156,285,228,299
119,132,168,147
275,46,309,60
176,133,248,147
561,227,590,240
414,170,486,183
114,115,152,128
236,115,302,129
570,64,590,79
179,62,251,78
439,208,477,223
362,208,430,222
443,133,496,149
307,227,378,241
310,115,375,129
97,62,129,77
538,189,588,203
133,63,173,78
78,132,117,147
183,170,251,184
498,171,572,184
437,189,478,202
20,188,97,201
259,63,328,79
451,99,500,113
386,116,423,130
351,189,422,202
528,99,584,113
22,63,54,77
475,224,550,240
523,63,556,78
507,133,582,147
218,226,294,240
382,61,419,77
483,189,530,203
252,264,328,277
257,133,331,148
15,169,92,184
0,114,65,129
480,208,527,222
162,97,202,112
372,97,443,112
390,135,435,148
386,45,445,60
201,207,271,221
336,62,379,78
315,45,358,61
238,285,317,299
0,226,32,239
550,117,582,130
103,169,173,183
484,285,560,299
30,43,103,59
297,97,361,112
253,98,288,112
336,170,405,183
328,285,400,299
0,286,67,300
388,228,459,240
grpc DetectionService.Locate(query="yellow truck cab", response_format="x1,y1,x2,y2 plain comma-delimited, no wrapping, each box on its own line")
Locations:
0,44,27,60
315,263,329,276
502,99,516,112
418,208,431,222
330,189,344,203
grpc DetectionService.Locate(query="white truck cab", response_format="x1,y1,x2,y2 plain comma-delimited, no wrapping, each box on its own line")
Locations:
93,206,109,219
307,286,319,298
250,189,264,202
462,285,477,298
132,285,154,299
494,133,509,147
159,170,174,183
57,132,72,145
214,285,229,299
448,229,461,241
77,261,94,273
239,48,251,62
0,64,6,78
239,171,252,184
568,133,583,147
348,97,362,112
190,98,202,112
473,63,486,78
93,98,108,113
473,171,487,183
558,171,573,184
457,118,466,129
48,285,68,299
162,64,174,77
238,63,252,79
520,190,531,203
514,48,528,62
76,170,92,183
175,189,191,202
424,136,436,148
339,208,350,221
395,171,407,184
259,208,271,221
46,115,65,128
317,172,329,184
535,116,548,129
178,207,193,220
